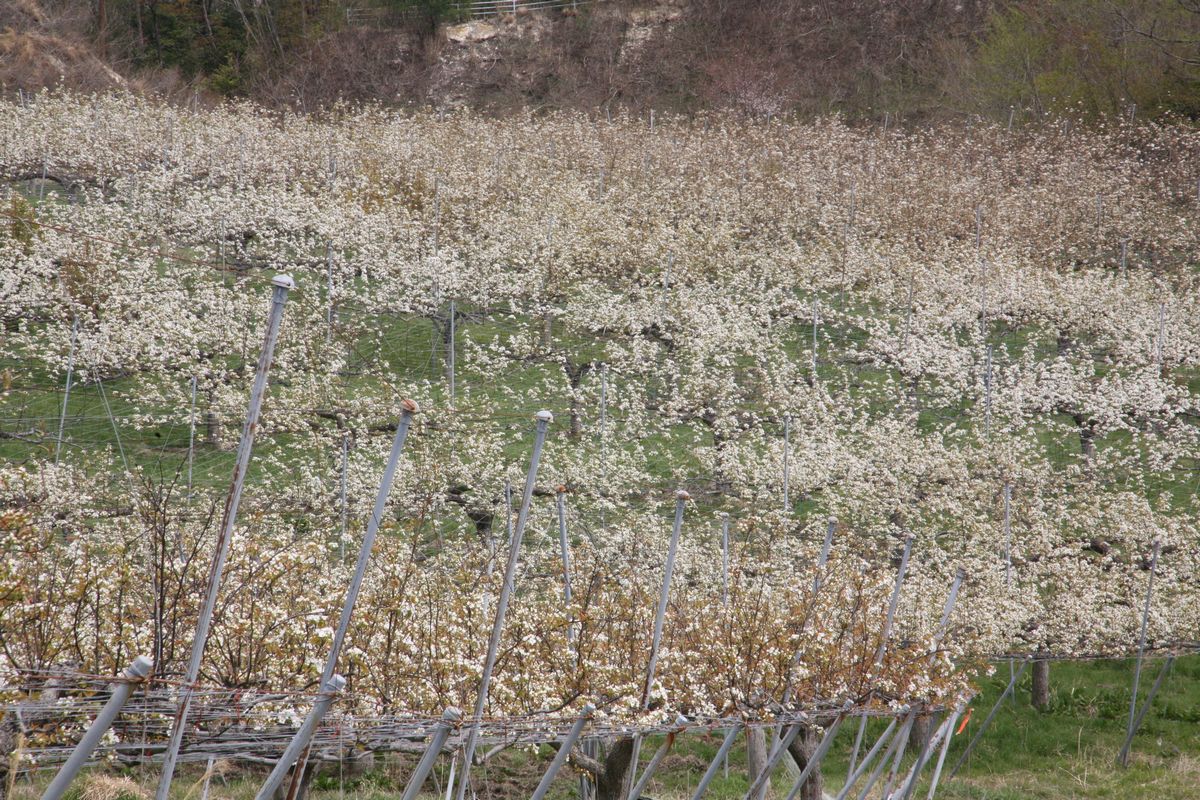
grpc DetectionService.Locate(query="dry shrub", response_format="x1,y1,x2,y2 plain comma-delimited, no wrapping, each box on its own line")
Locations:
79,774,148,800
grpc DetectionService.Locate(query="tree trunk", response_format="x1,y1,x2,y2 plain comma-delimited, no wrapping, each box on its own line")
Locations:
746,727,771,800
787,726,824,800
593,737,637,800
1032,657,1050,711
908,713,934,753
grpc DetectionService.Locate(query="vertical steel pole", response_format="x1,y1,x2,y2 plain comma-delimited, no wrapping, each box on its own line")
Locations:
156,274,294,800
811,297,819,380
188,374,197,498
253,675,347,800
401,708,463,800
689,724,743,800
258,402,417,799
529,704,595,800
339,432,349,562
720,514,730,608
555,487,576,647
448,300,456,406
782,417,790,513
813,517,835,594
1119,539,1161,767
41,656,152,800
456,411,553,800
983,345,992,437
54,317,79,465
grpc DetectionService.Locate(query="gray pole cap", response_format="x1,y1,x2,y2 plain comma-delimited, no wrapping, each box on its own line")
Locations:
126,655,154,680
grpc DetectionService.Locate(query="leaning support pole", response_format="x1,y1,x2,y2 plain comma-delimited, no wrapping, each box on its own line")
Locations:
42,657,152,800
254,675,347,800
1118,655,1174,767
644,489,689,706
625,489,690,800
897,705,961,800
780,712,847,800
629,716,688,800
156,275,294,800
689,724,743,800
948,659,1029,779
1119,539,1161,767
529,704,595,800
847,711,915,800
264,400,419,800
741,722,803,800
455,411,553,800
400,708,463,800
848,535,913,779
834,714,900,800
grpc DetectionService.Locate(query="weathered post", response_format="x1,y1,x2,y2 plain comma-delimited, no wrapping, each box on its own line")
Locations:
41,656,153,800
155,275,295,800
529,704,595,800
400,708,462,800
253,675,347,800
260,401,418,800
455,411,553,800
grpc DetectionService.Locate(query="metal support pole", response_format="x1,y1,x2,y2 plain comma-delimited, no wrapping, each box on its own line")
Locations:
555,487,576,647
643,490,689,706
782,417,790,512
875,535,914,666
878,710,917,800
41,656,152,800
254,675,347,800
1120,539,1161,767
811,297,819,380
689,724,743,800
983,345,992,436
529,705,595,800
813,517,835,594
629,716,687,800
780,714,845,800
339,432,349,562
1119,655,1174,766
400,708,463,800
54,317,79,465
156,275,294,800
448,300,456,406
720,514,730,607
742,722,803,800
455,411,553,800
259,402,417,799
834,715,901,800
922,707,962,799
850,711,915,800
188,374,197,499
948,659,1029,779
